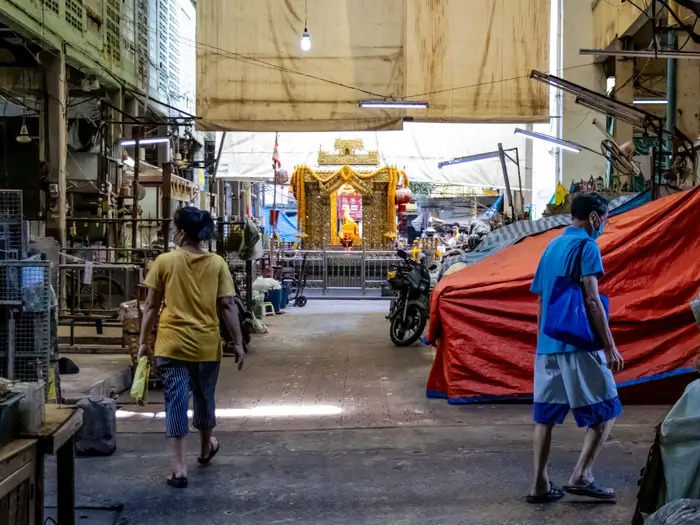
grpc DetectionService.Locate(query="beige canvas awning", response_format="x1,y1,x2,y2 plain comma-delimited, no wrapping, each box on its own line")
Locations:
196,0,550,132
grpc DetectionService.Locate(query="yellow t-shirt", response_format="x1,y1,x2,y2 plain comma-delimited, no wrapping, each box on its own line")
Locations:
144,249,235,362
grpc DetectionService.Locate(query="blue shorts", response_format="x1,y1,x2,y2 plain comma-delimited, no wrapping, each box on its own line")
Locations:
533,350,622,428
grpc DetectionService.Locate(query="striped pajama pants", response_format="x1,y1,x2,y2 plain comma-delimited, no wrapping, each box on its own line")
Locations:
156,357,220,438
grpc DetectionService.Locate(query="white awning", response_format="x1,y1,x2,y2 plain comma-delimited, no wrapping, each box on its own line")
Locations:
216,122,530,190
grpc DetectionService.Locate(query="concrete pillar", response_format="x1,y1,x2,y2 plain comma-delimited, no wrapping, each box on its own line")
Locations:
675,47,700,146
43,48,67,247
123,97,139,146
614,57,635,145
105,88,123,151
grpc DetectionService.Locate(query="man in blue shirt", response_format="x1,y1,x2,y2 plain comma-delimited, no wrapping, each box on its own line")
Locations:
527,193,624,504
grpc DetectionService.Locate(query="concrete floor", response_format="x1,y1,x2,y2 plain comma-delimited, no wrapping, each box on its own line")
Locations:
61,300,669,524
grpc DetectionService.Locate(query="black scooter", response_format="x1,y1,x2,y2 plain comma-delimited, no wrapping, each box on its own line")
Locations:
386,249,431,346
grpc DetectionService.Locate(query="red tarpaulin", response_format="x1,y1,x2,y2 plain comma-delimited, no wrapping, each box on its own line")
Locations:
426,188,700,403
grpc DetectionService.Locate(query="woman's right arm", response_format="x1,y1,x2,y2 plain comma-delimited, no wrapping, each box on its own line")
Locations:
138,287,163,357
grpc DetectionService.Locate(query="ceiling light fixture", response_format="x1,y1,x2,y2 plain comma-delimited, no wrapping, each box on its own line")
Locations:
300,0,311,51
438,150,500,168
514,128,581,153
580,48,700,60
16,116,31,143
359,100,429,109
120,137,170,146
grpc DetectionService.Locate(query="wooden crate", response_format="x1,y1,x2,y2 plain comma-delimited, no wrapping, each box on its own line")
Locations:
0,440,36,525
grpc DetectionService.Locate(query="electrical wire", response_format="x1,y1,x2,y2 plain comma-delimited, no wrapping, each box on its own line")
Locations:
35,7,601,110
625,0,652,18
118,16,599,102
678,14,700,51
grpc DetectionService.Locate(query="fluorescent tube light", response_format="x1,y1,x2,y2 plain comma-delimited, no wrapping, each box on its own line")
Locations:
580,48,700,60
438,151,501,168
120,137,170,146
632,99,668,105
514,128,581,153
359,100,429,109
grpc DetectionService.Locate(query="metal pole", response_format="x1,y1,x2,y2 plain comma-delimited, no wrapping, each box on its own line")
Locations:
131,128,141,259
246,259,253,311
664,31,678,174
6,310,15,380
361,247,366,296
514,148,524,217
497,143,516,219
322,249,328,296
213,131,227,218
161,162,172,252
271,136,278,272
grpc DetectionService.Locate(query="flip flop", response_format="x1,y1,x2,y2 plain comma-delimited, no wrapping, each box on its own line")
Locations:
197,437,221,465
526,482,565,504
167,474,188,489
563,482,616,500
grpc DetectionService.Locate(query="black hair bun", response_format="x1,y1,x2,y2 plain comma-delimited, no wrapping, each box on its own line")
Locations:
173,206,215,242
197,210,215,241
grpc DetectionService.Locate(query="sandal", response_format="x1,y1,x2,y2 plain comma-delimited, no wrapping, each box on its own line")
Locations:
197,437,220,465
167,474,188,489
526,482,565,504
563,482,616,501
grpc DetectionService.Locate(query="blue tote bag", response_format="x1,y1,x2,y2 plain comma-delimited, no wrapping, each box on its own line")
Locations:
543,239,609,350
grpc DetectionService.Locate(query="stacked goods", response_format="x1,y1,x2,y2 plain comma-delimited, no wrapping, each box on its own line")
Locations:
120,300,140,367
120,295,157,368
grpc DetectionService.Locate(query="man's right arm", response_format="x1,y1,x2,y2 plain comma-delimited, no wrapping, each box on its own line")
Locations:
582,275,623,372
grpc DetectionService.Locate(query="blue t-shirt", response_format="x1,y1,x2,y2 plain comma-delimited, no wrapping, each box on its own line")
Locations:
530,226,604,354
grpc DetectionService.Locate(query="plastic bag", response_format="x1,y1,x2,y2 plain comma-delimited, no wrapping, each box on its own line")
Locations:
661,380,700,501
252,277,282,293
645,499,700,525
238,219,262,261
130,357,150,406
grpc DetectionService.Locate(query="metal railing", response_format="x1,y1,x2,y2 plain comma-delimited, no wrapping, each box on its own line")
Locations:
274,249,400,295
57,263,140,320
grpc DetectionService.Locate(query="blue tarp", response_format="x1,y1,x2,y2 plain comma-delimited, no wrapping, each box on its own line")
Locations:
262,208,299,242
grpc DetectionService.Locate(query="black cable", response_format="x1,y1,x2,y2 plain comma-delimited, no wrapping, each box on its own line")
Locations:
39,11,600,108
677,14,700,50
624,0,652,18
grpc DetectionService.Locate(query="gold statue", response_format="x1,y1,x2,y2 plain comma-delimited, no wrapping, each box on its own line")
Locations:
339,205,358,247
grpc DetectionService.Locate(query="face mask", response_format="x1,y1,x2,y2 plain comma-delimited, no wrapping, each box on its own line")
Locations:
591,221,604,240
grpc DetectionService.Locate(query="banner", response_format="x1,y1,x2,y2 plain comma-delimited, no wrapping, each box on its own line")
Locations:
338,194,362,220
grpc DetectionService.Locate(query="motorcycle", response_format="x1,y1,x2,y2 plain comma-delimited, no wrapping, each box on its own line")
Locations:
386,249,431,346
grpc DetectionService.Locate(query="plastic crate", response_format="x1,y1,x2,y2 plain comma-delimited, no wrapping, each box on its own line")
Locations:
0,392,23,448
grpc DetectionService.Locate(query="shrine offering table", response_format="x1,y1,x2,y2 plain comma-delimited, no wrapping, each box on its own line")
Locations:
0,439,38,525
22,405,83,525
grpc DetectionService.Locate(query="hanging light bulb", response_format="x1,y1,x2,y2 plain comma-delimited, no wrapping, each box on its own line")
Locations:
16,116,31,143
300,29,311,51
300,0,311,51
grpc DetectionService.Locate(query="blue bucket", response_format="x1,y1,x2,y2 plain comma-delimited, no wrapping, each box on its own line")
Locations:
265,289,283,313
280,286,289,309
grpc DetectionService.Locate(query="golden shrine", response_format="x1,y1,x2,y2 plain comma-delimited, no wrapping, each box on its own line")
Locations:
290,139,408,250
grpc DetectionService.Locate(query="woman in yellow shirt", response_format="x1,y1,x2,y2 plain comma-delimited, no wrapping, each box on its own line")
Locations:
139,207,245,488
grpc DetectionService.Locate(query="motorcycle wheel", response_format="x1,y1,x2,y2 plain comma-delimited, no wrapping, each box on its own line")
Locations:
389,304,427,347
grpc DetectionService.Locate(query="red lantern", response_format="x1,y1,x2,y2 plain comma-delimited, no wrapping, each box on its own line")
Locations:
395,186,412,235
395,186,413,205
